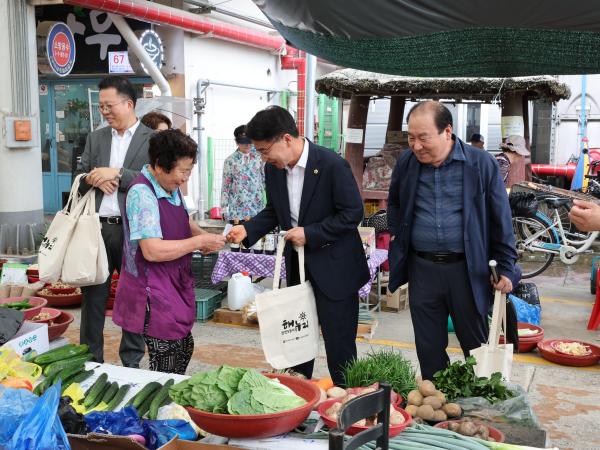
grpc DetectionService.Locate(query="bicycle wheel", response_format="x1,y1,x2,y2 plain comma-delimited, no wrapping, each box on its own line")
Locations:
512,216,557,278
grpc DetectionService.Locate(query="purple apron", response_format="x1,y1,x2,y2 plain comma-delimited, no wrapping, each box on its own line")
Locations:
113,174,195,340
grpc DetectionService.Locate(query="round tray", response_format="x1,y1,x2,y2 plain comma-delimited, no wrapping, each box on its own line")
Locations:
434,420,505,443
318,398,412,437
185,374,320,438
516,322,544,338
28,307,62,324
549,339,594,357
0,296,48,320
537,339,600,366
36,291,83,307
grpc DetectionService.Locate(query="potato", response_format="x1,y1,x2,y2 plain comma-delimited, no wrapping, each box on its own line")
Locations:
405,405,419,417
327,387,347,399
458,420,478,437
432,410,447,421
448,422,460,432
422,396,442,410
407,390,423,406
434,391,446,405
442,403,462,418
390,409,406,425
416,404,435,421
476,424,489,440
419,380,437,397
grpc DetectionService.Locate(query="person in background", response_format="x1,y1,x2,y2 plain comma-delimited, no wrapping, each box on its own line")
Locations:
113,129,226,374
220,125,265,222
387,101,520,380
74,75,148,368
226,106,369,386
469,133,485,150
141,112,172,131
495,135,529,188
569,199,600,231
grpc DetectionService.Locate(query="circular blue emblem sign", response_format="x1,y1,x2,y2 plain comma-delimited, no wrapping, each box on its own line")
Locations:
46,22,76,77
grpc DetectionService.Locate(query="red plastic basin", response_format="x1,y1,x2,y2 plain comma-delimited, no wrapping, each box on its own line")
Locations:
47,311,74,341
185,373,320,438
28,307,62,324
434,420,505,443
0,296,47,320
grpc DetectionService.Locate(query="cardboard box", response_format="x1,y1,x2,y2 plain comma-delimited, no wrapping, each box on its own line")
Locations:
358,226,376,255
68,434,241,450
2,321,49,358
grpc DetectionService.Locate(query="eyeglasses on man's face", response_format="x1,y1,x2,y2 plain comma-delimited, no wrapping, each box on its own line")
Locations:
255,136,283,155
97,98,128,113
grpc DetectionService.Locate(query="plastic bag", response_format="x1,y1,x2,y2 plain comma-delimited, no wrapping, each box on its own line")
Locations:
508,294,541,325
457,383,540,429
157,403,203,436
9,382,71,450
0,308,24,345
143,419,198,450
0,347,42,382
0,385,38,445
84,405,145,436
58,396,87,434
513,282,541,307
509,191,539,218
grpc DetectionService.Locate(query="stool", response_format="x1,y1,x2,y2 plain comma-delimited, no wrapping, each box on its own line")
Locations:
587,266,600,330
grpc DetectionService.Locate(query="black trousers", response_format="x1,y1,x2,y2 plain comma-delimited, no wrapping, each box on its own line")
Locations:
408,253,488,380
288,251,359,387
80,222,145,367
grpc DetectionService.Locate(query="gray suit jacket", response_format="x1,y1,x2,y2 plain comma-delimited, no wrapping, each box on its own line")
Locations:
74,123,153,215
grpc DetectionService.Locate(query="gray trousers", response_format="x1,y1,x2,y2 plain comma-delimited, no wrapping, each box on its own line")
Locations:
80,222,145,367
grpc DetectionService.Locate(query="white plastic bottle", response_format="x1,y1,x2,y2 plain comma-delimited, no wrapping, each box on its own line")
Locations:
227,271,254,310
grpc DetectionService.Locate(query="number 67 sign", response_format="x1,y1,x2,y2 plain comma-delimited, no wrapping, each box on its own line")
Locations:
108,51,134,74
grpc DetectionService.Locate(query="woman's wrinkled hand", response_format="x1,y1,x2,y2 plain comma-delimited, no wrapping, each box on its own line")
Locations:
197,233,226,254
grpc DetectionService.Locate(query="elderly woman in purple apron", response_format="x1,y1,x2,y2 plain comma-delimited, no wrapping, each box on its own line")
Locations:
113,129,226,374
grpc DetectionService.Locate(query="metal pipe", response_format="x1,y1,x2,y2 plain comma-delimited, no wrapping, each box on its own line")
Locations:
304,53,317,139
185,0,276,30
109,13,171,96
199,79,279,95
196,78,206,218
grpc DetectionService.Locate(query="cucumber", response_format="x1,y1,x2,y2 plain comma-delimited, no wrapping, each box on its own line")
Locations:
105,384,131,411
83,373,109,408
61,370,94,394
100,382,120,406
34,344,88,366
137,390,155,418
52,364,85,386
86,382,111,410
131,381,162,410
148,379,175,420
43,353,93,376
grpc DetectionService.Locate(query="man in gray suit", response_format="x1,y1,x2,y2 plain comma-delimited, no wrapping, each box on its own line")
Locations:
75,76,149,367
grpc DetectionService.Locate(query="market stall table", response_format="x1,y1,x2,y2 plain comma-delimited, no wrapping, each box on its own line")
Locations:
211,249,388,303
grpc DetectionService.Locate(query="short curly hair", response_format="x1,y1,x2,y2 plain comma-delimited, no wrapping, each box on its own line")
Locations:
141,111,172,130
148,129,197,173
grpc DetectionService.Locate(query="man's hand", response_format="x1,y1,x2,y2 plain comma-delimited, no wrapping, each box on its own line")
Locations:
569,199,600,232
97,179,119,195
284,227,306,246
196,234,226,254
491,275,513,294
226,225,247,244
86,167,120,187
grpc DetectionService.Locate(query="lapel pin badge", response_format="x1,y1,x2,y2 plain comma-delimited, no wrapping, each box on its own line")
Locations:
314,169,319,175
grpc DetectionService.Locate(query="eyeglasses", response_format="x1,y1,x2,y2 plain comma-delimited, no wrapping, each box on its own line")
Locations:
255,136,282,155
97,99,128,113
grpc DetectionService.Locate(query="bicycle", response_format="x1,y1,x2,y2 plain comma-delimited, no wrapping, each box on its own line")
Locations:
512,196,599,278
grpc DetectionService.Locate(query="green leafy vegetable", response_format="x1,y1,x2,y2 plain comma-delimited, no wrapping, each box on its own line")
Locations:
433,356,514,404
170,365,306,415
343,348,417,398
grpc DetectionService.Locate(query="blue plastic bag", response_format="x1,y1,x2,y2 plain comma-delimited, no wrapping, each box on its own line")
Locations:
8,382,71,450
0,385,38,446
143,420,198,450
84,406,145,436
508,294,541,325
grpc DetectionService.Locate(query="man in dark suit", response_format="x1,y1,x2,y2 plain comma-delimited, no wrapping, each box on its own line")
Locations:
227,106,369,386
387,101,520,380
74,76,150,367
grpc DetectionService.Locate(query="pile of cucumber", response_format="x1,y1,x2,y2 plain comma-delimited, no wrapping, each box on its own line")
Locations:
33,343,95,396
125,378,175,419
81,373,131,412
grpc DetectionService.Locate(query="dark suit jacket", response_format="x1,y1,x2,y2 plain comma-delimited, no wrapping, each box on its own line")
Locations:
387,138,520,316
244,141,370,301
74,123,153,214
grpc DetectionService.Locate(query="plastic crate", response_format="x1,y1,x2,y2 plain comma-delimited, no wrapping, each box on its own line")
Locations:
195,288,224,322
191,252,227,292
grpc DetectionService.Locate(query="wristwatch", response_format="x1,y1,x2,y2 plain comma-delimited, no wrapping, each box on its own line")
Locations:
117,167,125,178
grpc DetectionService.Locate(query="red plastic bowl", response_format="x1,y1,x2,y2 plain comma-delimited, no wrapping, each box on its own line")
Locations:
185,373,320,438
48,286,76,295
28,307,62,324
434,420,505,443
537,339,600,367
0,296,47,320
318,398,412,437
516,322,544,338
47,311,74,341
36,291,82,307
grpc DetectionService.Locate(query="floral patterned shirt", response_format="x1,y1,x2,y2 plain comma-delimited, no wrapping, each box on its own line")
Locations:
220,148,266,220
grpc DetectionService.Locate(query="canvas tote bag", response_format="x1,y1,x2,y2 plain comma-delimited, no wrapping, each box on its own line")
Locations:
255,236,319,369
39,174,89,282
471,287,514,381
61,185,109,286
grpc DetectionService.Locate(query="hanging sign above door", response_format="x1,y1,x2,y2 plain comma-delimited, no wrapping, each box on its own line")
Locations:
37,22,76,77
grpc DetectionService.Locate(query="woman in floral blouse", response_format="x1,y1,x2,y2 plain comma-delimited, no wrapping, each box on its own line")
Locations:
220,124,266,221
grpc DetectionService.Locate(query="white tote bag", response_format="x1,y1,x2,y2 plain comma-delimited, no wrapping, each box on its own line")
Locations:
39,174,89,282
61,186,109,286
255,237,319,369
471,288,514,381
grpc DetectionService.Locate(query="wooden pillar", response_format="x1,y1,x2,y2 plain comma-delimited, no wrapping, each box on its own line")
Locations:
385,96,406,144
344,95,370,190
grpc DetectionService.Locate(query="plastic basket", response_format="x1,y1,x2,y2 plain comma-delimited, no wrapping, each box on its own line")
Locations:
191,253,227,292
195,288,224,322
